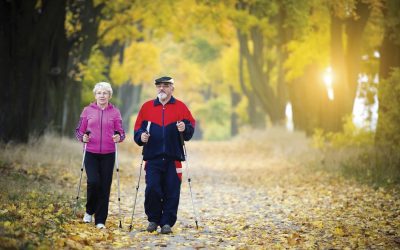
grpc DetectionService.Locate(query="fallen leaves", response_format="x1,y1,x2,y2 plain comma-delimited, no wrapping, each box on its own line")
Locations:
287,232,303,246
1,135,400,249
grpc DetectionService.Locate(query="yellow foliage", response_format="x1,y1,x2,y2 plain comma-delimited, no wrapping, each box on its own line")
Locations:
100,20,133,47
284,3,330,82
228,8,259,33
109,57,128,85
110,42,161,85
312,116,374,150
80,47,109,105
220,42,240,89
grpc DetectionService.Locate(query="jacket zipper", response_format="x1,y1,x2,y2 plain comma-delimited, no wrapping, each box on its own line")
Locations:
162,105,165,153
100,110,103,152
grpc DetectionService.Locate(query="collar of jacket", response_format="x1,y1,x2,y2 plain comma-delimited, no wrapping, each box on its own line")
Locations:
153,96,176,106
89,102,114,110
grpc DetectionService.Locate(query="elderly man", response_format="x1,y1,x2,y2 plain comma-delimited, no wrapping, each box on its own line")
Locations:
133,76,195,234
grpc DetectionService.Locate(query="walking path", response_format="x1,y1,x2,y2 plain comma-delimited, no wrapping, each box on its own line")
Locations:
1,129,398,249
98,130,399,249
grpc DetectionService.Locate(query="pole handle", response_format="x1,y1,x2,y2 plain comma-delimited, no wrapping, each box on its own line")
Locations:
142,131,149,155
146,121,151,134
177,120,185,146
141,121,151,155
83,131,91,144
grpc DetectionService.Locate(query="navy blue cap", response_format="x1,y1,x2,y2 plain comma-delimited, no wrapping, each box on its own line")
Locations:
155,76,174,85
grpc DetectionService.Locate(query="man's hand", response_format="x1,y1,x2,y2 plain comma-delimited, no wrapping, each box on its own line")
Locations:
112,134,121,143
176,121,185,132
141,132,150,143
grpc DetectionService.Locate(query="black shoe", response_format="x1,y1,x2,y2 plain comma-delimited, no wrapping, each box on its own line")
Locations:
146,222,158,232
161,224,172,234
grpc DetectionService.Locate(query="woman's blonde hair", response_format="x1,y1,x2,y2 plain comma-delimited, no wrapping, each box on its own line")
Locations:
93,82,113,97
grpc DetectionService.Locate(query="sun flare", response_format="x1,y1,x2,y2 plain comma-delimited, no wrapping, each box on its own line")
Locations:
323,67,334,100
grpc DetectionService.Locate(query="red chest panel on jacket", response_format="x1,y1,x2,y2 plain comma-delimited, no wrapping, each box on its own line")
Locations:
136,100,189,129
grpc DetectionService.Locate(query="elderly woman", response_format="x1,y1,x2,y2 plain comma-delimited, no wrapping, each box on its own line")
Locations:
75,82,125,229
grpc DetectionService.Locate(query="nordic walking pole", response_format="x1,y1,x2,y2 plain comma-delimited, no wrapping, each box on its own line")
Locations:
129,122,151,232
114,131,123,229
74,131,90,216
128,149,144,232
179,128,199,230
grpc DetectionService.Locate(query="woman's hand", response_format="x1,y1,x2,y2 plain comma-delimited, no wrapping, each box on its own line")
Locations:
83,134,90,143
112,134,121,143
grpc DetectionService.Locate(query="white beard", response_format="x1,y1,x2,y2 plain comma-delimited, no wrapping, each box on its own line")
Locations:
157,92,167,101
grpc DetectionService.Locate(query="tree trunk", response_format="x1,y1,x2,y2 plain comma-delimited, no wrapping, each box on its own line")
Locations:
116,82,142,131
0,1,27,142
289,64,331,135
329,13,348,132
237,29,277,126
345,1,370,110
375,0,400,149
275,2,290,125
62,0,104,137
235,1,282,125
237,29,265,129
248,95,266,128
32,0,68,136
328,3,370,133
245,28,279,124
62,80,82,137
230,86,240,136
0,0,68,142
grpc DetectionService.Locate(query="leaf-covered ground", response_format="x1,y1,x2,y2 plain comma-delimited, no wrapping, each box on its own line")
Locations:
1,128,399,249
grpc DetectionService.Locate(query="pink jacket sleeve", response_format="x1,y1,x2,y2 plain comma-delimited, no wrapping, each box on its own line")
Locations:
114,109,125,142
75,107,88,142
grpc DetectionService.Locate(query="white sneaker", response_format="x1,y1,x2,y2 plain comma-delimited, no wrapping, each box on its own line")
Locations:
83,212,92,223
96,223,106,229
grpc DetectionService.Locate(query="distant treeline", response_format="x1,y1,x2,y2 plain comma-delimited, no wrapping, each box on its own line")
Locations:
0,0,399,154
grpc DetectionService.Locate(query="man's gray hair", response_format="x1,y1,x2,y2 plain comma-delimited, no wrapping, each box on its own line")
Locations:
93,82,113,96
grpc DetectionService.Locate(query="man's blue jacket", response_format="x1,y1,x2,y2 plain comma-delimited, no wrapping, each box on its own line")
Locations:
133,96,195,161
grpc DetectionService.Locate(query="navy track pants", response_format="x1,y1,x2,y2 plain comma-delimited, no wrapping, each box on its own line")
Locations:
144,158,182,227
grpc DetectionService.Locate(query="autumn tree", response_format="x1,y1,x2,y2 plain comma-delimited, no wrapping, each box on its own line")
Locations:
79,1,147,130
326,0,372,132
0,0,140,142
233,0,285,127
284,0,380,134
375,0,400,167
0,0,69,142
62,0,108,137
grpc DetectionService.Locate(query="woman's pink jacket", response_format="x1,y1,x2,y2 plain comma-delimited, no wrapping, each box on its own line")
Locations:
75,102,125,154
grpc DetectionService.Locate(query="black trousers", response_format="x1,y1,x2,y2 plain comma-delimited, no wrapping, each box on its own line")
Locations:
84,151,115,225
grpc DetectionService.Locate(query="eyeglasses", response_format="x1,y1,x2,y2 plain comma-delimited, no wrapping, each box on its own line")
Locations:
156,84,171,88
95,91,110,95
